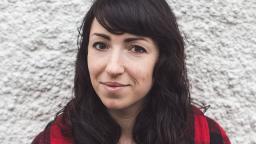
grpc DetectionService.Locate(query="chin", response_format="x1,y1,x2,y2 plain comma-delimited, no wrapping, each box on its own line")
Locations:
104,102,124,110
103,100,128,110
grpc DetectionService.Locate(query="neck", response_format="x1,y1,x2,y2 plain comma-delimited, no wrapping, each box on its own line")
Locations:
110,108,137,135
108,106,142,144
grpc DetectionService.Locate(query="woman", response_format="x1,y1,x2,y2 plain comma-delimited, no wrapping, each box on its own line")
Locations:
32,0,231,143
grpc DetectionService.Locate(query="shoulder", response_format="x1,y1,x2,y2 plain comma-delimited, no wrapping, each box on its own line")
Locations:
192,106,231,144
31,114,73,144
31,121,52,144
205,116,231,144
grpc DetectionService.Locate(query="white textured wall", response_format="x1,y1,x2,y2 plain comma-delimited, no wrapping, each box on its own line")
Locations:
0,0,255,143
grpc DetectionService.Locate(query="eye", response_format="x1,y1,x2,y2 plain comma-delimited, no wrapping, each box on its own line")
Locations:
92,42,107,50
130,45,147,54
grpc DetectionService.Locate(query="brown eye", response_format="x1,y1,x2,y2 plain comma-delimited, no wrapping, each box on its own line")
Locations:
93,42,107,50
130,45,147,53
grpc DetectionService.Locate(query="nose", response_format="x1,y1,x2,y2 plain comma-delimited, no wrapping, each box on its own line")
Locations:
105,50,125,76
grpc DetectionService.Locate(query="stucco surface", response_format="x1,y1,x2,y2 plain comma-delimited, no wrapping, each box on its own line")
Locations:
0,0,255,143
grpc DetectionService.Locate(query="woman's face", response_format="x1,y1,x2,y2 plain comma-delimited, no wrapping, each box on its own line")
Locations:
88,19,159,111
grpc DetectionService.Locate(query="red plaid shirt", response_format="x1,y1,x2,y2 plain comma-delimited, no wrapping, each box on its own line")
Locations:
192,107,231,144
32,107,231,144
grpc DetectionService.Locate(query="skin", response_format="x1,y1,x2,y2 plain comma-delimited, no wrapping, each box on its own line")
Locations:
87,19,159,143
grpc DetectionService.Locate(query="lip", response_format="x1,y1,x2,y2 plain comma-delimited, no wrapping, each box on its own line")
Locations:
101,82,129,87
100,81,129,92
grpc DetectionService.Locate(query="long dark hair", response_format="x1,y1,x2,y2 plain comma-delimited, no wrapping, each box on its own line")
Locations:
63,0,192,143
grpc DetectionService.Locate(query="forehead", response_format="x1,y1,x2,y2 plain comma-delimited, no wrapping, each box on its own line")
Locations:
89,18,155,43
89,18,108,35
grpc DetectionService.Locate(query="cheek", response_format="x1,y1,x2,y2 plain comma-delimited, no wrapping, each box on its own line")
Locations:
132,70,153,99
141,69,154,87
88,54,100,83
87,51,104,78
131,61,155,89
87,56,94,78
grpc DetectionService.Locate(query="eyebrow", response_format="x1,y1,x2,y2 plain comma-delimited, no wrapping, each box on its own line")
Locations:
92,33,149,42
93,33,110,40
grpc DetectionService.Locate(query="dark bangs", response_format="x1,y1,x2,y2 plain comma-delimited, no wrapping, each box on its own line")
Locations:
90,0,182,56
92,0,161,37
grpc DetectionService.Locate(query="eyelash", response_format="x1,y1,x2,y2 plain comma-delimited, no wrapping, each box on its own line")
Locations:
92,42,147,54
92,42,108,50
129,45,147,54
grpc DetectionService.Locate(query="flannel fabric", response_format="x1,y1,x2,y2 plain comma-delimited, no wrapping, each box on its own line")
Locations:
192,107,231,144
32,107,231,144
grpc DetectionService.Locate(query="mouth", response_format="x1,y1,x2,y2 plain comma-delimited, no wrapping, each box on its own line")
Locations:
100,81,130,87
100,81,130,92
